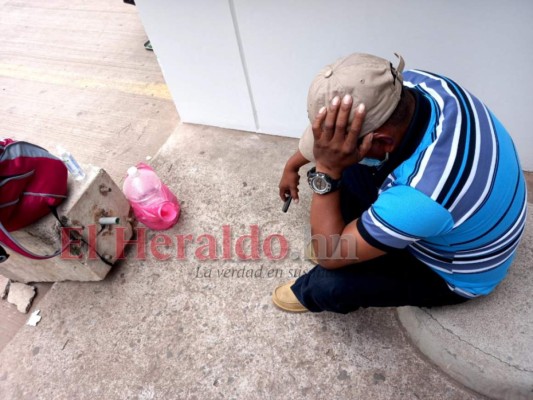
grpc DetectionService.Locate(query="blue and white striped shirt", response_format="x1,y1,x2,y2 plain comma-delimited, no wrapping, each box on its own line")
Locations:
359,70,527,297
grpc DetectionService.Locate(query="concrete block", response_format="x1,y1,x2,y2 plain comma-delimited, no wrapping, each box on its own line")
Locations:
398,207,533,400
0,275,9,299
0,165,134,283
6,282,36,313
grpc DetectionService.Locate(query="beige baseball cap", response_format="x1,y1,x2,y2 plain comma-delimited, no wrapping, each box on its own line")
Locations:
299,52,405,161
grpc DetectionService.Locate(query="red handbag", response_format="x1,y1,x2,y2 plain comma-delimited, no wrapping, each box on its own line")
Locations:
0,139,68,262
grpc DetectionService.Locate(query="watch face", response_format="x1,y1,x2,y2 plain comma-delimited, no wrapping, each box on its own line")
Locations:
308,168,339,194
314,176,328,191
311,175,331,194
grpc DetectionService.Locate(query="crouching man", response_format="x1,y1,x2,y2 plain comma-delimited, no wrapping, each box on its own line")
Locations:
273,53,527,313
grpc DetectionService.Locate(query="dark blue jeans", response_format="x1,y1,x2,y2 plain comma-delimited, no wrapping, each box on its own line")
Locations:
292,164,468,313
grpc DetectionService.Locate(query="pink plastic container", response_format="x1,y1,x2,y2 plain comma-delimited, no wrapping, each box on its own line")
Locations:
122,163,180,230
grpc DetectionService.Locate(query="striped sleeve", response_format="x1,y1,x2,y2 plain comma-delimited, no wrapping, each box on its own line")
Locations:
359,185,455,251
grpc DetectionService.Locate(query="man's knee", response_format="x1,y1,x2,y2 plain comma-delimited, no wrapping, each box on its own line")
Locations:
304,267,360,313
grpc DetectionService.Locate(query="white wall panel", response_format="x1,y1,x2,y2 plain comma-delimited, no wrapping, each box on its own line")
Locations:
137,1,533,170
135,0,256,131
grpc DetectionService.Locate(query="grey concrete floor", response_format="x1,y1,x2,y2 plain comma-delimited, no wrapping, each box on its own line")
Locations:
0,1,530,399
525,172,533,204
0,124,486,399
0,0,178,184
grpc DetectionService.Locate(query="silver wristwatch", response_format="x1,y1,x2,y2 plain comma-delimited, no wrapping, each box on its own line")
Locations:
307,167,342,195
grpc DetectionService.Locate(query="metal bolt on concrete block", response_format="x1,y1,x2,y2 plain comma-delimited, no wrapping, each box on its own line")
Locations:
6,282,36,313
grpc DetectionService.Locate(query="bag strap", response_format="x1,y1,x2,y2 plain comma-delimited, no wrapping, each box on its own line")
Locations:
0,208,113,266
50,207,113,267
0,220,68,262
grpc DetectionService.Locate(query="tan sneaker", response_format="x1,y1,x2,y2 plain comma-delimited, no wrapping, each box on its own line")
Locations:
272,280,308,313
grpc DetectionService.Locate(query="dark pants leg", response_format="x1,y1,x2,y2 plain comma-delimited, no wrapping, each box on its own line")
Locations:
292,164,469,313
291,252,468,313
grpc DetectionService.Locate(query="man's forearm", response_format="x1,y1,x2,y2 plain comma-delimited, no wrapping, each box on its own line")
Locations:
285,150,309,171
310,190,347,262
